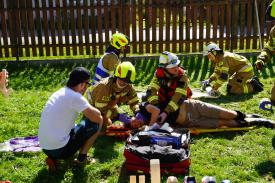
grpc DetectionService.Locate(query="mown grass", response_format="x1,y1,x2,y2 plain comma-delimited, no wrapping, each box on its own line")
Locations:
0,55,274,183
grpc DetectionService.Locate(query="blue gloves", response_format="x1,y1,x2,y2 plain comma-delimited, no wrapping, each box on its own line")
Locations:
259,98,273,111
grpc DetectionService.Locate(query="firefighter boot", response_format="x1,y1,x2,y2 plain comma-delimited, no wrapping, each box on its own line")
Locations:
250,78,263,93
244,117,275,129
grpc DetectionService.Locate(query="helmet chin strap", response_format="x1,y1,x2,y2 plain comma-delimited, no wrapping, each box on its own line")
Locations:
116,79,127,89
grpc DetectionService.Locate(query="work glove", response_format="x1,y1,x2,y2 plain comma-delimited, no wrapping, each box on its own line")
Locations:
206,86,221,97
259,98,273,111
201,79,211,91
158,112,168,124
255,60,265,71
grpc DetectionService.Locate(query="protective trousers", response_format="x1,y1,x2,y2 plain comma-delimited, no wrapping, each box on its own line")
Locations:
177,99,239,128
227,71,254,94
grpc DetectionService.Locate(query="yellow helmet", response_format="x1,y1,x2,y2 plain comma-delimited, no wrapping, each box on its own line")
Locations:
266,0,275,21
110,33,129,49
114,62,136,83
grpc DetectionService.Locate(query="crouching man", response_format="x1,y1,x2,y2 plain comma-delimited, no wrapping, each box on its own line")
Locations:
38,67,103,170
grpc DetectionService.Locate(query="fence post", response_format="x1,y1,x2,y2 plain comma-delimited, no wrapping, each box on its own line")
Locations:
7,0,19,61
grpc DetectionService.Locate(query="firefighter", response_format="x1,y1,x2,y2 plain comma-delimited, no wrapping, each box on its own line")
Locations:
135,52,275,129
144,51,192,124
92,32,129,86
90,61,140,130
256,0,275,109
202,43,263,96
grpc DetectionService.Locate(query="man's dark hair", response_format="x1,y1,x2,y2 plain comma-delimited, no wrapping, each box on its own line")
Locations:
66,67,91,87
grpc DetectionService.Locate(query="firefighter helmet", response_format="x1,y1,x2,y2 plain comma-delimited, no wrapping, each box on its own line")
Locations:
266,0,275,21
110,33,129,49
203,42,222,56
114,62,136,83
159,51,180,68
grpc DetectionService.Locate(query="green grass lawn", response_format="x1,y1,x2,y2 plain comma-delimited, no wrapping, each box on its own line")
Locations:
0,56,274,183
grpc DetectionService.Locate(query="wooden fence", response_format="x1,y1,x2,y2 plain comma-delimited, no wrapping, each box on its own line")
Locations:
0,0,274,60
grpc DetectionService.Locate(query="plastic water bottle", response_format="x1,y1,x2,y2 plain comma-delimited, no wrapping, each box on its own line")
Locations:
201,176,216,183
183,176,196,183
221,180,230,183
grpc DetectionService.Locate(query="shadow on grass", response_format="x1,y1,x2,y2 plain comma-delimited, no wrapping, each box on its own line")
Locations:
191,131,248,141
255,160,275,179
32,160,88,183
199,93,254,104
93,136,118,163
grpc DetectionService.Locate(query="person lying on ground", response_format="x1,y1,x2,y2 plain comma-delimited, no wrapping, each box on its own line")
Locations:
125,101,275,129
38,67,103,168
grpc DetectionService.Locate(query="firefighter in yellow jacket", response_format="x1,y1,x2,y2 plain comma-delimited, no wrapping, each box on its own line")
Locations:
256,1,275,109
145,51,192,124
92,33,129,86
90,62,140,129
139,51,274,129
202,43,263,95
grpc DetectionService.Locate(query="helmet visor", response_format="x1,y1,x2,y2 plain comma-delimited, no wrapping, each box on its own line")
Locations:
166,59,180,68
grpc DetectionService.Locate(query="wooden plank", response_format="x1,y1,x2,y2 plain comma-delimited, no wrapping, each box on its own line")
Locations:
139,175,145,183
110,0,116,34
165,0,171,51
7,0,17,57
145,0,150,53
42,0,50,56
252,1,258,49
178,0,183,52
138,0,143,54
0,0,9,57
239,2,245,50
49,0,57,56
69,0,77,55
199,2,204,51
124,0,130,54
152,1,157,53
56,0,63,56
225,0,231,50
192,3,198,52
129,175,136,183
34,0,43,56
90,0,97,55
205,3,211,45
118,0,123,32
83,0,90,55
158,0,164,53
218,3,225,50
131,0,137,53
62,0,70,55
77,0,83,55
172,0,177,53
103,0,110,53
259,1,266,49
19,0,29,57
212,4,218,43
150,159,161,183
97,0,103,54
246,0,252,50
14,0,22,57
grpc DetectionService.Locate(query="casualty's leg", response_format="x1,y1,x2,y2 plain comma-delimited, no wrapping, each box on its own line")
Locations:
271,81,275,105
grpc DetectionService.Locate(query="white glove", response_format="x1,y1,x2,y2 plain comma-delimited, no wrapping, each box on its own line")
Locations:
206,86,220,97
201,79,211,91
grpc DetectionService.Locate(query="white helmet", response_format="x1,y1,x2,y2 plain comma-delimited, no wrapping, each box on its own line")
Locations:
159,51,180,68
203,42,222,56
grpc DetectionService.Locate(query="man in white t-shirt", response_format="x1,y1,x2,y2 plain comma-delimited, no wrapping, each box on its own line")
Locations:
38,67,103,170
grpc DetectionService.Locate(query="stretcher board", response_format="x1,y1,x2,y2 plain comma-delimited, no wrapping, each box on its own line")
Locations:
189,126,256,135
191,88,220,99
